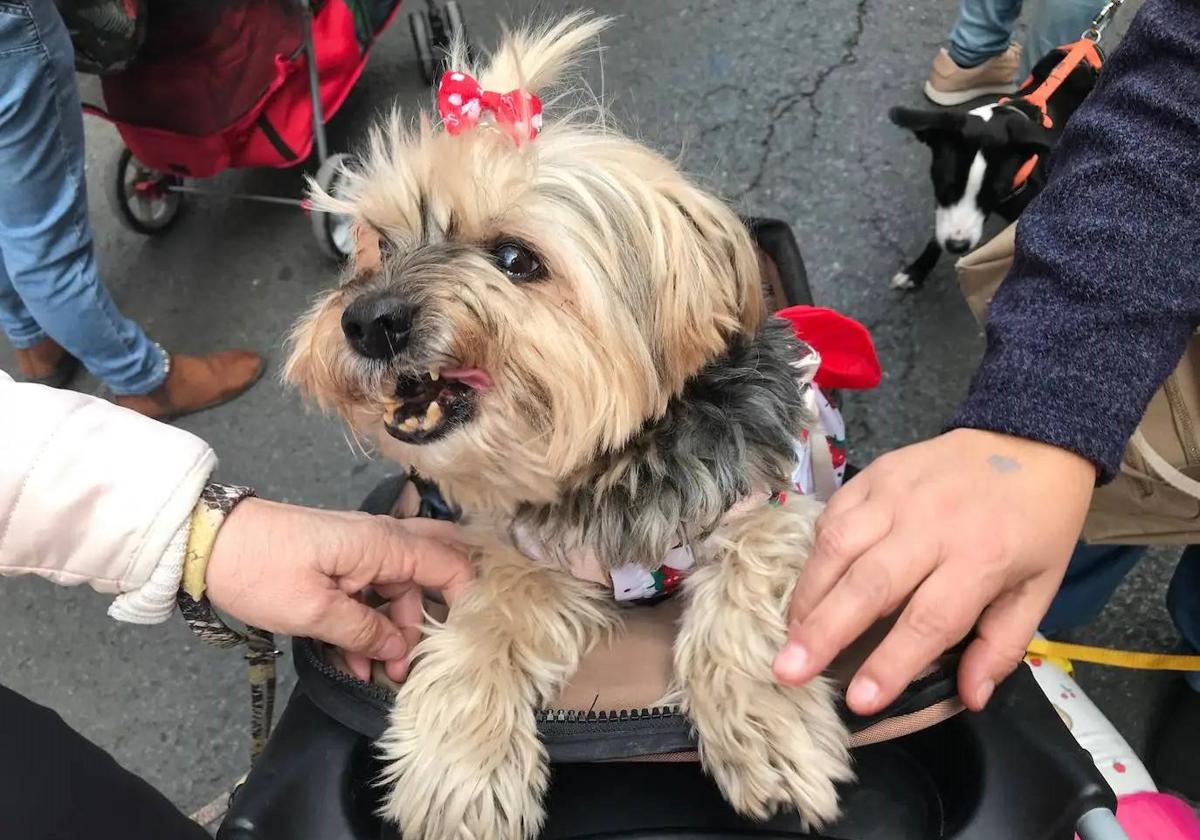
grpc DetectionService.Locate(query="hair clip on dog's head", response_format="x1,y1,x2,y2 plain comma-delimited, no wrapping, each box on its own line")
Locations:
437,70,543,143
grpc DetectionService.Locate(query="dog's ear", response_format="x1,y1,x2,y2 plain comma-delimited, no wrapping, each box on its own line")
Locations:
888,106,964,144
648,186,766,390
1004,116,1053,156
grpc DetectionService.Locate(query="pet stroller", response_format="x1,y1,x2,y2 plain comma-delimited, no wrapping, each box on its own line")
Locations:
79,0,466,261
215,219,1127,840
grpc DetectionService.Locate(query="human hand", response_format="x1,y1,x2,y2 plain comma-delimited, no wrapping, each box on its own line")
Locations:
773,428,1095,715
204,498,472,682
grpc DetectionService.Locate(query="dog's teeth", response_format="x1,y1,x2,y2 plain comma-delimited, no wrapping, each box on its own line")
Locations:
425,401,443,426
428,369,440,381
401,416,420,432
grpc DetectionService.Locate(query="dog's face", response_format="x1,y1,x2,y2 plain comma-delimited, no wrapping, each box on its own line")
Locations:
890,104,1050,254
286,17,763,512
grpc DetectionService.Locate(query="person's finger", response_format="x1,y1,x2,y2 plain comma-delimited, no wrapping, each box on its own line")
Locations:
341,590,376,681
387,516,464,543
312,593,410,662
787,498,895,628
818,470,872,520
374,568,468,607
957,580,1056,711
384,588,426,682
373,581,417,601
385,651,418,685
329,518,473,595
845,560,1000,715
776,525,932,686
344,649,373,682
379,532,474,598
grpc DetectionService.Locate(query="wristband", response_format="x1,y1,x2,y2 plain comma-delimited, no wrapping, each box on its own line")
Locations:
176,482,280,760
177,482,261,649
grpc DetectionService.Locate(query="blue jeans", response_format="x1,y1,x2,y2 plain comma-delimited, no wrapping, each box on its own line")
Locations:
1040,542,1200,692
949,0,1107,74
0,0,166,394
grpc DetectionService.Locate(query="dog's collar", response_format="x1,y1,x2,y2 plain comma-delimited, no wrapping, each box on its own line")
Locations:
510,382,849,606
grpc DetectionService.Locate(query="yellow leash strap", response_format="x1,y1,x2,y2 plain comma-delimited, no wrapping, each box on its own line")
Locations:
1027,638,1200,672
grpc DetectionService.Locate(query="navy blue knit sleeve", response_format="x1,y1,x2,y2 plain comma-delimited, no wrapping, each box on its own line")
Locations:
950,0,1200,482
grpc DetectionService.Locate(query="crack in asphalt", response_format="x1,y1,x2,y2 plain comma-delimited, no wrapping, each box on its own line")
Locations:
732,0,870,200
693,82,754,144
805,0,869,139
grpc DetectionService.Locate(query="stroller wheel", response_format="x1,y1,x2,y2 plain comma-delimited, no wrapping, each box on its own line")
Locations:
108,147,183,235
311,152,355,262
409,10,437,86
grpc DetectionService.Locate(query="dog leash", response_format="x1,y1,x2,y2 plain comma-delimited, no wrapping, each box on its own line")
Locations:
1084,0,1127,44
1007,0,1125,128
1027,638,1200,672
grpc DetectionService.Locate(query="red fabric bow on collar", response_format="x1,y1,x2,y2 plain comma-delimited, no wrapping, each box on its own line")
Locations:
437,71,543,142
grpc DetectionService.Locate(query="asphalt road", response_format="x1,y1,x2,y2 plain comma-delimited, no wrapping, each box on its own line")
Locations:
0,0,1176,820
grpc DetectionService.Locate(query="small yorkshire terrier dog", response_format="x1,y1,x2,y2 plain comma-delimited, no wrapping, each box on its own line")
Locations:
287,14,852,839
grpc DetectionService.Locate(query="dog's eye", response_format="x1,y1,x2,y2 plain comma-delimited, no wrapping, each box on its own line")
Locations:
490,241,543,282
377,232,397,261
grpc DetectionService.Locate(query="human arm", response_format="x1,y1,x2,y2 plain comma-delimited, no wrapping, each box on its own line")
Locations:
777,0,1200,714
0,369,215,612
0,371,470,675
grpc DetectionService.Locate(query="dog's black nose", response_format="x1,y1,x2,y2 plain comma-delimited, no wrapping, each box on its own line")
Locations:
341,292,415,360
945,238,972,255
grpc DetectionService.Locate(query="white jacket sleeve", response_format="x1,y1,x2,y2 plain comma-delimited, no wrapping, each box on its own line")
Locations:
0,370,217,622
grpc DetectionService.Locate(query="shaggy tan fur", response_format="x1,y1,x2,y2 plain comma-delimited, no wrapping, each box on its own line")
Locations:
286,13,851,839
377,529,619,838
675,492,853,825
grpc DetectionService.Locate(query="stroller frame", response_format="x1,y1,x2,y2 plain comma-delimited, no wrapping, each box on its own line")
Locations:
90,0,466,261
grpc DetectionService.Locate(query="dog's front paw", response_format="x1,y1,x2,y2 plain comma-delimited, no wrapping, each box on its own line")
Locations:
377,651,547,840
889,269,916,290
689,675,853,828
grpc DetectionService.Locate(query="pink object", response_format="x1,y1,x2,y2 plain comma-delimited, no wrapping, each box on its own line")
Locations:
441,368,494,391
1116,793,1200,839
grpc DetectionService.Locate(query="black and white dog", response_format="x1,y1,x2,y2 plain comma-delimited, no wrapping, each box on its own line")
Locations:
888,47,1100,290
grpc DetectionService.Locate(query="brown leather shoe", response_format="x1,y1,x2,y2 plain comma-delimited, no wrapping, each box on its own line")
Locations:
15,338,81,389
924,44,1021,106
116,351,264,420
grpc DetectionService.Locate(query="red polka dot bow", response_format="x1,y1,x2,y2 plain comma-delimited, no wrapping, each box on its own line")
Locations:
437,71,543,142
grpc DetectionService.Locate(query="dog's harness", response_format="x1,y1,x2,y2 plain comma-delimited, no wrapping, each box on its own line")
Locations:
1002,39,1104,135
997,2,1122,203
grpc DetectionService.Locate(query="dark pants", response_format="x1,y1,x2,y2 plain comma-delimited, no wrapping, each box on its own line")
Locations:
0,682,210,840
1040,542,1200,692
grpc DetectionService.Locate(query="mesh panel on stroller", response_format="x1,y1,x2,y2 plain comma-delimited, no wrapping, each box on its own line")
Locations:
101,0,305,138
78,0,447,255
87,0,401,176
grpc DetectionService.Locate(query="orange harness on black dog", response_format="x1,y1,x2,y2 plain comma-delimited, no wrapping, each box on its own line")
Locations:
1003,37,1105,192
